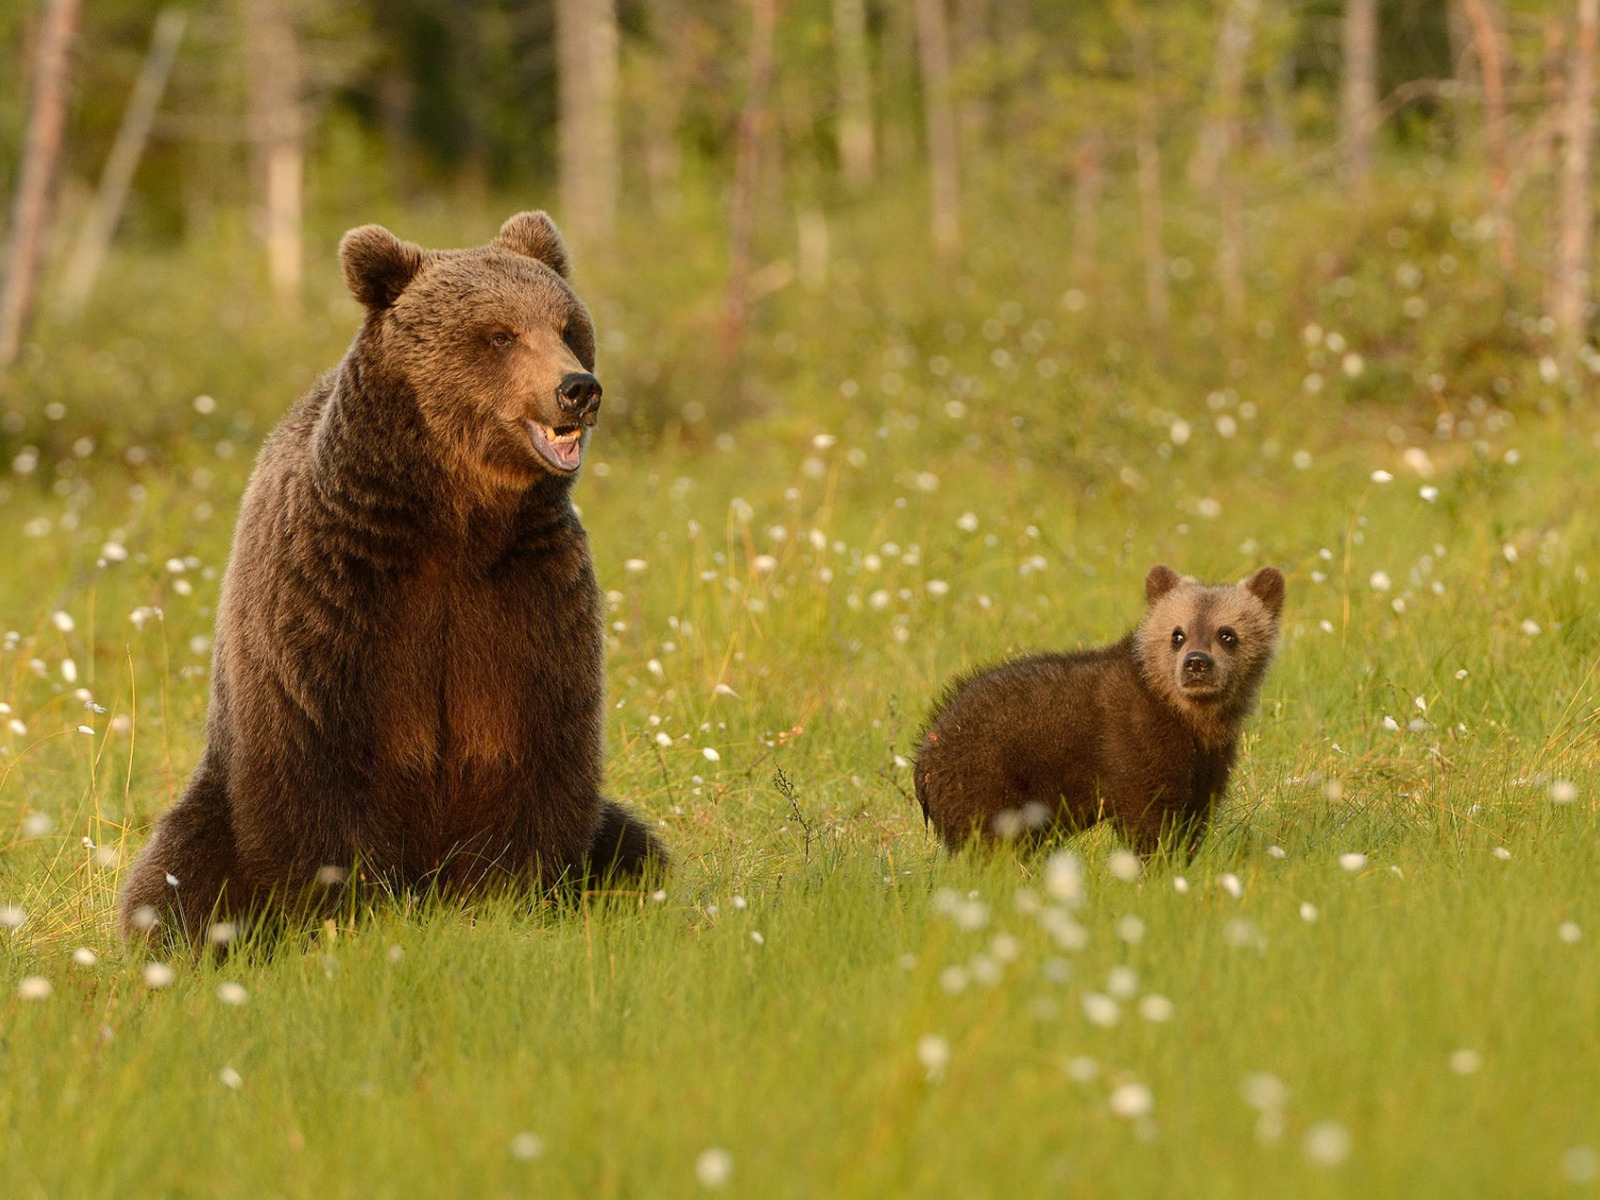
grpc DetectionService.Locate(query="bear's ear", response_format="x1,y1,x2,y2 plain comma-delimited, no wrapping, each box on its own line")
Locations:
340,225,424,310
1244,566,1286,618
1145,564,1181,606
494,211,570,278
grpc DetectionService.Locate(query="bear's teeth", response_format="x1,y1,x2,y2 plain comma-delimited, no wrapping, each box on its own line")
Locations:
544,426,581,445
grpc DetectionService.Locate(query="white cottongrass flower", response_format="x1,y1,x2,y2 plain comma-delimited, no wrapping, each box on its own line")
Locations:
17,976,53,1000
752,554,778,575
0,905,26,929
218,1066,243,1091
1106,966,1139,999
1266,844,1286,859
938,966,969,994
1107,850,1142,882
1108,1082,1153,1119
917,1034,951,1081
1081,993,1121,1027
623,558,648,574
1369,570,1391,592
1304,1120,1352,1167
1419,485,1439,502
22,812,54,837
956,512,979,533
1491,846,1511,861
1339,853,1367,871
8,718,27,736
1381,715,1401,732
925,579,950,598
509,1132,544,1161
1558,922,1581,944
1550,780,1577,805
1044,851,1085,905
749,931,764,945
51,611,75,632
1241,1072,1290,1112
216,982,249,1006
1520,619,1542,637
1563,1146,1600,1184
1300,902,1319,923
1138,995,1175,1023
1172,876,1190,894
72,947,98,967
1116,915,1145,944
1448,1049,1482,1075
143,963,176,989
1370,469,1392,483
695,1148,734,1189
1064,1056,1099,1083
1218,872,1243,899
701,747,720,763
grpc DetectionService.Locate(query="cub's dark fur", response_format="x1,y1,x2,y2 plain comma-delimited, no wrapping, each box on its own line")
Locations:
118,212,666,948
915,564,1285,856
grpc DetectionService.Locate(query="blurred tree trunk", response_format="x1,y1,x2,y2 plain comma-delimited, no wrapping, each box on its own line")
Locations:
954,0,991,152
0,0,79,370
243,0,304,311
1191,0,1259,326
558,0,620,249
722,0,777,364
61,8,187,313
1462,0,1514,274
1068,132,1102,286
913,0,961,258
1341,0,1377,195
1553,0,1599,379
833,0,875,188
1135,88,1169,341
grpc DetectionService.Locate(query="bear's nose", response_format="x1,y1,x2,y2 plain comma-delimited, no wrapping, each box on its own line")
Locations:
557,372,603,421
1182,651,1213,677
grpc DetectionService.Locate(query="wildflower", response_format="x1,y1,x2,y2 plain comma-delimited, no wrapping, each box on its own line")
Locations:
1081,993,1120,1027
143,963,176,989
1044,851,1085,904
695,1148,733,1188
51,611,75,632
1138,995,1175,1022
1107,850,1142,883
1448,1049,1481,1075
216,982,249,1006
1558,922,1581,944
1172,876,1190,894
509,1133,544,1161
623,559,648,574
1116,915,1145,944
1218,873,1243,899
72,947,98,966
1550,780,1577,805
1491,846,1511,861
1303,1121,1352,1167
1300,902,1319,923
18,976,53,1000
22,813,53,837
1108,1083,1153,1119
219,1067,243,1090
1369,571,1391,592
917,1033,950,1081
1369,469,1392,483
1339,853,1367,871
1563,1147,1600,1184
938,966,968,994
701,747,720,763
956,512,979,533
0,905,25,929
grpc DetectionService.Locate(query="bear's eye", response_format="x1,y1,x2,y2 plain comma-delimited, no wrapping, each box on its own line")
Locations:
489,331,515,349
1218,627,1238,648
1171,628,1185,649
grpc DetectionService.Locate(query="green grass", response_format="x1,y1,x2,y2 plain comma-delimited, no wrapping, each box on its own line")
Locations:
1,170,1598,1197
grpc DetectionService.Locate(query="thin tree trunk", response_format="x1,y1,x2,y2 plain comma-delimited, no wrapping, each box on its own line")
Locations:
243,0,304,310
721,0,777,362
1068,133,1102,286
1190,0,1260,190
60,8,187,312
1135,89,1170,341
1553,0,1599,378
558,0,620,249
1341,0,1378,195
0,0,79,370
832,0,875,188
1462,0,1514,273
913,0,961,258
954,0,991,151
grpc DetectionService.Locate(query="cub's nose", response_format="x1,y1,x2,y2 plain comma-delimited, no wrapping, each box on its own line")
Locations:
1182,651,1213,677
557,372,603,422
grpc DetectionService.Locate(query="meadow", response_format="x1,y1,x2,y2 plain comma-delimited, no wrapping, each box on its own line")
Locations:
0,171,1597,1197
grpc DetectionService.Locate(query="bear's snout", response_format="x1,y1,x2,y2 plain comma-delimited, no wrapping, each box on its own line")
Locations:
1182,651,1213,678
557,372,603,424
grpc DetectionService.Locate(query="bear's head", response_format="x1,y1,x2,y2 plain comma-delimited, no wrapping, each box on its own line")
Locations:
1135,564,1285,738
338,211,600,485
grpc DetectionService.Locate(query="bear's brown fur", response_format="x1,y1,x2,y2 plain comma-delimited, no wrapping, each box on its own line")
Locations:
118,212,666,947
914,564,1284,856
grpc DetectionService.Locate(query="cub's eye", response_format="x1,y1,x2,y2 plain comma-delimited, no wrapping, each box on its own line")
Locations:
1218,627,1238,648
1171,628,1186,648
490,331,515,349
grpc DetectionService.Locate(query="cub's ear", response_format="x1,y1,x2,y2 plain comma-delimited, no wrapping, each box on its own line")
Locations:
494,210,570,278
340,225,424,309
1244,566,1286,618
1145,564,1182,606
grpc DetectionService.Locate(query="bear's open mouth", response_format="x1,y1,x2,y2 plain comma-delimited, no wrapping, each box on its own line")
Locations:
525,420,584,472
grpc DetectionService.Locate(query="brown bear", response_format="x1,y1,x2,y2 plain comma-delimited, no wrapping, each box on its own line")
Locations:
117,212,666,948
914,564,1284,857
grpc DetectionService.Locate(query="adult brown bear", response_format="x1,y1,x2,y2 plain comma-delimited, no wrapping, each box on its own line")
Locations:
119,213,666,947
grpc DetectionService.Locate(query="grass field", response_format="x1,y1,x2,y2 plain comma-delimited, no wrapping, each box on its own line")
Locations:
1,175,1597,1197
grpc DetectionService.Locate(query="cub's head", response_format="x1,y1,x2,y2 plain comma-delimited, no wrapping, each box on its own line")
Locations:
338,211,599,484
1135,564,1285,740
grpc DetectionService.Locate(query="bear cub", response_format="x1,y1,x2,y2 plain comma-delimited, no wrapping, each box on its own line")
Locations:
118,212,666,948
915,564,1284,856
